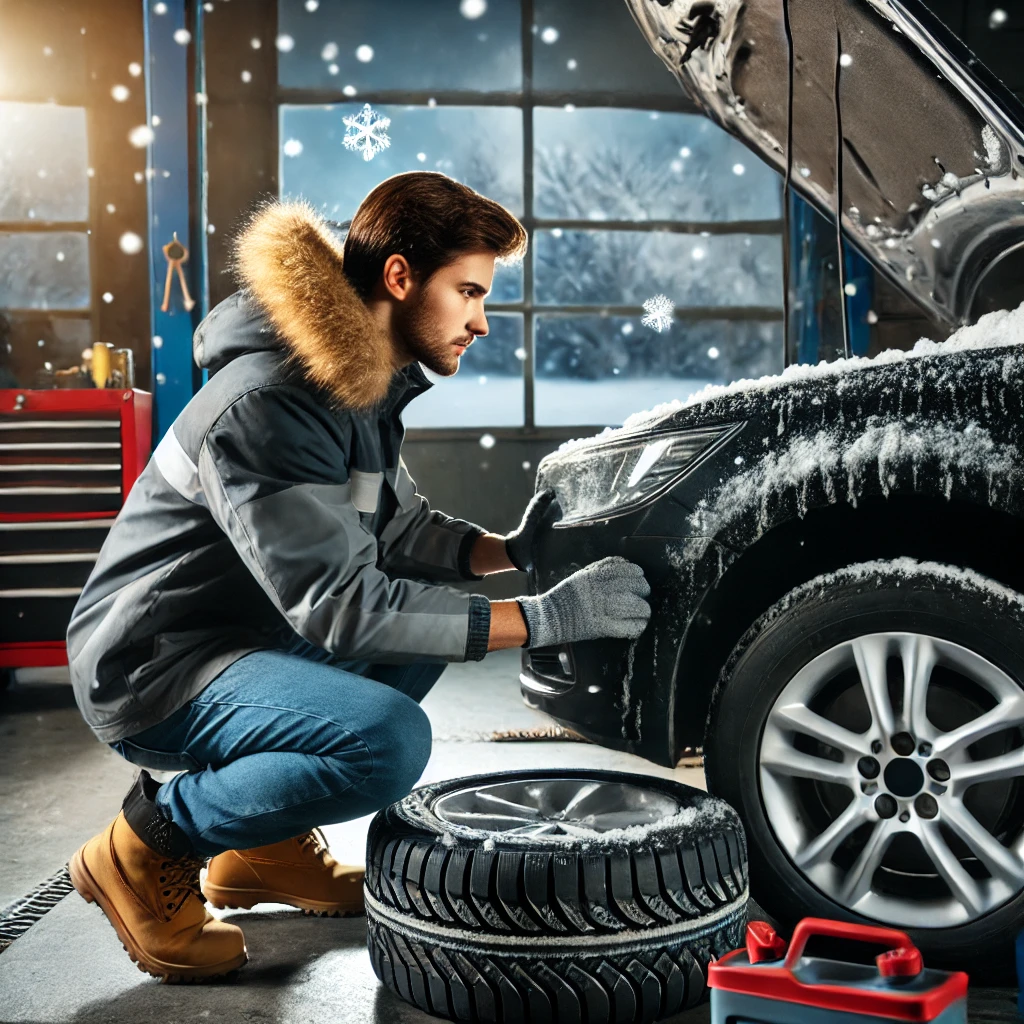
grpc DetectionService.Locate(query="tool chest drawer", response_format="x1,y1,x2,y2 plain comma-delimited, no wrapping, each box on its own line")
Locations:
0,389,152,669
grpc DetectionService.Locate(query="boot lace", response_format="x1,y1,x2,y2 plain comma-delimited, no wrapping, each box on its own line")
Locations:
158,853,206,915
298,827,331,863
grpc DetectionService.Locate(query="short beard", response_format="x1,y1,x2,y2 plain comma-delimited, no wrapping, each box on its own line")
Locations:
395,296,461,377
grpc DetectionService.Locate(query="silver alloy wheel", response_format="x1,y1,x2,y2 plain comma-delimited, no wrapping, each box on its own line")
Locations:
760,631,1024,928
433,778,682,838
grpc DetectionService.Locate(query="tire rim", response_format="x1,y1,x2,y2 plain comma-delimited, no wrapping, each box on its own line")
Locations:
760,631,1024,928
433,777,682,837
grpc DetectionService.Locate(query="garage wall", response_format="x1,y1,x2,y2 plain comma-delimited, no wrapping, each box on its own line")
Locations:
401,429,590,600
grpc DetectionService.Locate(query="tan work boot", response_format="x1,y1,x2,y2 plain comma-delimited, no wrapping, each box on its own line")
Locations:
69,772,247,983
203,828,364,917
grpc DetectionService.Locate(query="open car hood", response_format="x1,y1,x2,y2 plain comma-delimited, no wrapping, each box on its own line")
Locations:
624,0,1024,327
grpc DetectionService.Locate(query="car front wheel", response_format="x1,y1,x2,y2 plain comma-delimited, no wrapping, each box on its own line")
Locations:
705,558,1024,980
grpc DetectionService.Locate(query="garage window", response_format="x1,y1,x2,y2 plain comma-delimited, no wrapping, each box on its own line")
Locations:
0,100,92,382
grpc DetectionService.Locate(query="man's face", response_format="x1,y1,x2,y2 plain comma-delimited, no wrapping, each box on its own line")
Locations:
393,251,494,377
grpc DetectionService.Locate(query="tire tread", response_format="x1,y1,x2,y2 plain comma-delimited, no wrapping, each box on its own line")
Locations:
367,911,743,1023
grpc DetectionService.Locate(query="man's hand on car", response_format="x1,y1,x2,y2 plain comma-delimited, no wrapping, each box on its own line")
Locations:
516,555,652,648
504,488,560,574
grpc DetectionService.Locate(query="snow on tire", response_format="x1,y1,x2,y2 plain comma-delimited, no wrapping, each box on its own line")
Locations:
365,769,748,1022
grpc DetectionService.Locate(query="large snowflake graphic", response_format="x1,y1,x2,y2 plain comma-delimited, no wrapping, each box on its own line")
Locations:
342,103,391,162
641,293,675,333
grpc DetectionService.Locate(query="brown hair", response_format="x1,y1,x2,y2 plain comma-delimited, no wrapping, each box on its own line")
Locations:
342,171,527,298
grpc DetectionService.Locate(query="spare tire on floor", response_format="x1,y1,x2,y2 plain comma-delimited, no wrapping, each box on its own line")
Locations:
364,769,748,1023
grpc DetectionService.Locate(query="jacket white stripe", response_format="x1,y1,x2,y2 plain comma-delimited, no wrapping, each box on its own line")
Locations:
349,469,382,513
153,429,208,508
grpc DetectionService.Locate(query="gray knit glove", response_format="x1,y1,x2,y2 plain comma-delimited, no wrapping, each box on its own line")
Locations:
517,556,651,648
505,488,559,573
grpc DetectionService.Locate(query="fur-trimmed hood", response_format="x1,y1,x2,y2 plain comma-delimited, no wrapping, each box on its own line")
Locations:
197,200,395,410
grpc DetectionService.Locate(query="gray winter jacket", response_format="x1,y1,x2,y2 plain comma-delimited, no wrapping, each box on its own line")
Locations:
66,202,492,744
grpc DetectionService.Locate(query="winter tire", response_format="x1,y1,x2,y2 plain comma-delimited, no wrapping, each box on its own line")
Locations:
365,769,748,1022
705,559,1024,981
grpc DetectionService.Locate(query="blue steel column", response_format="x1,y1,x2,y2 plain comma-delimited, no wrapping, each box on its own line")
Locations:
193,0,211,387
144,0,198,445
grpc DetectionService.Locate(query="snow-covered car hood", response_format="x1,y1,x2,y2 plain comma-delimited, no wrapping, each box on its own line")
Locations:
545,301,1024,465
623,0,1024,327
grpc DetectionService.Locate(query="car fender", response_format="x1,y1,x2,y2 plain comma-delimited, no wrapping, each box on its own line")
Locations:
664,412,1024,761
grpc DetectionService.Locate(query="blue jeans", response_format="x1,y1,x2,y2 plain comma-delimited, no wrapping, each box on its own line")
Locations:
110,635,444,857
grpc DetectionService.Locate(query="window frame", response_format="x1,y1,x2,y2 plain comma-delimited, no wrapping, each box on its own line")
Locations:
0,99,96,364
275,0,784,437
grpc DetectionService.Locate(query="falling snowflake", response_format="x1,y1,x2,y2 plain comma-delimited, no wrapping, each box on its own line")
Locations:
282,138,303,157
641,294,674,333
119,232,143,254
479,433,496,449
342,103,391,162
990,8,1007,28
128,125,155,148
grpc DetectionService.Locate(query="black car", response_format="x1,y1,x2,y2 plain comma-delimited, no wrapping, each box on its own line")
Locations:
520,0,1024,974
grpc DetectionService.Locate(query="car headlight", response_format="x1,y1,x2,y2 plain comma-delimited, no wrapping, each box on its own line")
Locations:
538,422,744,527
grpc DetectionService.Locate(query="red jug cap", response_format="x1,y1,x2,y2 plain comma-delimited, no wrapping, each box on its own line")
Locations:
877,946,924,978
746,921,788,964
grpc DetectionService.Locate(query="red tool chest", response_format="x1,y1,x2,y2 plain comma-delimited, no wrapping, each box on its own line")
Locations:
0,388,152,670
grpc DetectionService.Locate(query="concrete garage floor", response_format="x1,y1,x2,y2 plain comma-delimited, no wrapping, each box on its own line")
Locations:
0,649,1020,1023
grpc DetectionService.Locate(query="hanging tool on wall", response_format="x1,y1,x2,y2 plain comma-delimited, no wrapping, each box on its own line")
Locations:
160,232,196,313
